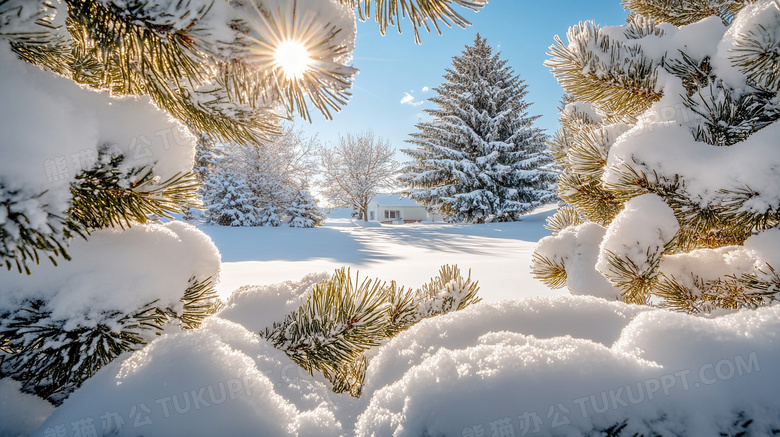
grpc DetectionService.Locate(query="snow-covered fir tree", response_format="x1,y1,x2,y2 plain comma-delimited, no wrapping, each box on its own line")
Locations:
203,167,263,226
200,123,320,226
286,186,325,228
184,132,219,220
533,0,780,312
400,34,557,223
0,0,485,405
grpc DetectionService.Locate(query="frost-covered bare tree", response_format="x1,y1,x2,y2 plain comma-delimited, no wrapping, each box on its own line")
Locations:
319,132,398,221
239,123,320,190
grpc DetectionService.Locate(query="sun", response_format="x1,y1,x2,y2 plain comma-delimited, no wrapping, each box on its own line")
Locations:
274,40,312,79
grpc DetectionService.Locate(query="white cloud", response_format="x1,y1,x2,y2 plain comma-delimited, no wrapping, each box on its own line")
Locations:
421,86,429,93
400,92,424,107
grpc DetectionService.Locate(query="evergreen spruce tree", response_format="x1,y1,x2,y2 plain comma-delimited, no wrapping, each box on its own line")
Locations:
400,34,557,223
287,187,325,228
203,168,263,226
199,123,320,226
184,133,220,221
533,0,780,312
0,0,485,403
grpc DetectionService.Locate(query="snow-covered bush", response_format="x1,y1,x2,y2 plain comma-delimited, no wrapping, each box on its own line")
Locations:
262,265,481,397
533,0,780,312
203,168,264,226
286,188,325,228
400,34,557,223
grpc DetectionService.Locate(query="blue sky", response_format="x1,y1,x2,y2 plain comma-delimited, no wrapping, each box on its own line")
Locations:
296,1,629,157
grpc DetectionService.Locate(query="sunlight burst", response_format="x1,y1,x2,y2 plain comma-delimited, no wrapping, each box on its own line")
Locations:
274,39,312,79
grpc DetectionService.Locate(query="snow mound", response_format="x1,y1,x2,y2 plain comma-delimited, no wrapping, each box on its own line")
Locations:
218,272,328,333
535,223,622,300
30,318,337,437
0,379,55,437
356,302,780,437
32,278,780,436
0,221,221,324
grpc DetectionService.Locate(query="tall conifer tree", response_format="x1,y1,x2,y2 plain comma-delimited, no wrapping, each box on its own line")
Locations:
400,34,556,223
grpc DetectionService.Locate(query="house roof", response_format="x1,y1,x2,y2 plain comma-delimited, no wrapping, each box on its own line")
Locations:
372,194,424,207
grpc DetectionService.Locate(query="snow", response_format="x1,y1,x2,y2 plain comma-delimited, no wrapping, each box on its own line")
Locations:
205,206,562,303
660,227,780,290
714,0,780,87
355,303,779,436
535,222,622,300
596,194,679,283
0,379,54,437
0,221,220,326
29,284,780,437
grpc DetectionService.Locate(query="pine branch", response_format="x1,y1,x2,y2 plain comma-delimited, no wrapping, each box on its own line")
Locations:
168,276,222,330
656,266,779,314
545,205,584,235
664,52,713,96
621,0,753,26
567,125,618,181
70,149,199,230
731,19,780,92
0,183,83,274
557,171,623,225
684,82,780,147
531,253,568,289
341,0,486,44
0,299,166,403
546,21,663,120
0,276,218,404
719,186,780,232
601,247,663,305
262,268,391,396
263,265,481,397
604,163,755,249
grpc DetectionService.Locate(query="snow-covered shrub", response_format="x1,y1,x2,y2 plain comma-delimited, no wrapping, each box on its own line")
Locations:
533,0,780,311
262,265,481,397
202,168,264,227
400,34,557,223
199,124,322,227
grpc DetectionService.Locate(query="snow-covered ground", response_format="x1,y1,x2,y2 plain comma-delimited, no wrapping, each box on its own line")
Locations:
204,205,565,302
3,206,779,437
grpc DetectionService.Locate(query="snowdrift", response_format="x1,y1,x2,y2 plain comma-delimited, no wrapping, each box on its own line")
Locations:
12,276,778,437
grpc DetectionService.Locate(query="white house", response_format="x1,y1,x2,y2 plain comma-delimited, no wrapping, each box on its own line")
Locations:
367,194,442,223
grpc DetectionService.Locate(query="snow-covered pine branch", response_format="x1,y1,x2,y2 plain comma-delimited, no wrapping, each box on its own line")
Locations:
534,0,780,312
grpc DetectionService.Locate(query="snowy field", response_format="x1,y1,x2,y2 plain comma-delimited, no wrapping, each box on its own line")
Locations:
3,206,779,437
203,206,566,302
